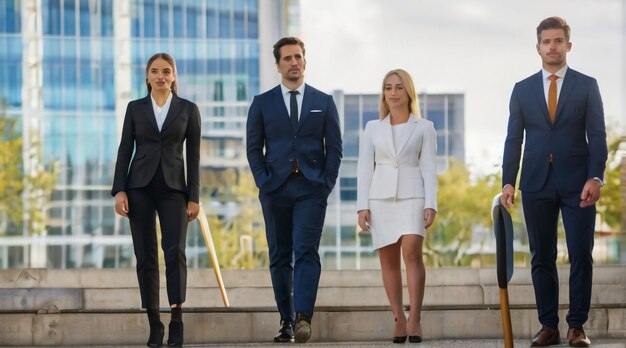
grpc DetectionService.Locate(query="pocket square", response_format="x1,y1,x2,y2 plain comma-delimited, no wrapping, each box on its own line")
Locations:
310,109,323,113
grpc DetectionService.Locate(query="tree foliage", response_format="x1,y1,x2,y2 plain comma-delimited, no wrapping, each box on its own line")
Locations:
0,105,57,236
202,169,268,269
424,159,516,266
596,133,623,231
0,111,23,234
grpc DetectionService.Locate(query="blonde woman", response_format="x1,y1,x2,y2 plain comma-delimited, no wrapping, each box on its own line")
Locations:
357,69,437,343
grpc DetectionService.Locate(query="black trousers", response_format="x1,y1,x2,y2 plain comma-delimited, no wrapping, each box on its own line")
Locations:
127,163,188,308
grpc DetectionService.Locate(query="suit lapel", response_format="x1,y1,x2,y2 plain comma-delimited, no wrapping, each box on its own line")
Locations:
395,114,419,155
532,71,551,125
380,116,396,159
271,86,292,130
141,95,160,133
554,69,577,125
161,94,181,132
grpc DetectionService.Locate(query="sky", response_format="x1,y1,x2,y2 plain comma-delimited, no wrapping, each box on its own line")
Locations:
299,0,624,176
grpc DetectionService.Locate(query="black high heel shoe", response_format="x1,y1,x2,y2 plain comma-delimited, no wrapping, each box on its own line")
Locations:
409,335,422,343
392,317,407,343
407,317,422,343
393,335,408,343
147,322,164,347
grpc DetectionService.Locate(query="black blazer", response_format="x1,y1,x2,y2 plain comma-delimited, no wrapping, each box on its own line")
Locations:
111,94,201,203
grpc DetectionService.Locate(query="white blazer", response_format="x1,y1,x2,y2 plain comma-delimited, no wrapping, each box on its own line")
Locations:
356,114,437,211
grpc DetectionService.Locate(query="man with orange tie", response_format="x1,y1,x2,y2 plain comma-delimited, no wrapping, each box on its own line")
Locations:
501,17,607,347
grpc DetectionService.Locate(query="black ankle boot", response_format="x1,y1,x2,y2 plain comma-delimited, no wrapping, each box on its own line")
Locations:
147,309,164,347
167,307,183,347
167,321,184,347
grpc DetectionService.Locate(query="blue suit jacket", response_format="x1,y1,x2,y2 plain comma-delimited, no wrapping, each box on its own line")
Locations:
246,84,342,194
502,68,607,193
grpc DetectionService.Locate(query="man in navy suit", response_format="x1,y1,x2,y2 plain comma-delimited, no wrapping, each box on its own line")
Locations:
501,17,607,347
246,37,342,343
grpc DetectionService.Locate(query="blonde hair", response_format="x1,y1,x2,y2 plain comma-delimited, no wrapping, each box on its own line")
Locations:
379,69,421,119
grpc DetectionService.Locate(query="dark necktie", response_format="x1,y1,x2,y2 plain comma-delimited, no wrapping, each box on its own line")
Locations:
289,90,299,130
548,74,558,124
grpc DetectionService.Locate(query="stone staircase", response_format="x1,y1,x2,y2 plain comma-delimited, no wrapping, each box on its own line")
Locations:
0,266,625,346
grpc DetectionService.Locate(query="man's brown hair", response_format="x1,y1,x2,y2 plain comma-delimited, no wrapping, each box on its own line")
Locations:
273,37,305,64
536,16,570,42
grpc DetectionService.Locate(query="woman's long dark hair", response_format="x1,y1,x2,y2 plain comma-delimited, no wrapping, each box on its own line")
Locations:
145,53,178,95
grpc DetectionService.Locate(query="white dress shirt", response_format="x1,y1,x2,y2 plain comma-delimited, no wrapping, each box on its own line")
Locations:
151,91,173,132
280,83,305,122
541,65,568,105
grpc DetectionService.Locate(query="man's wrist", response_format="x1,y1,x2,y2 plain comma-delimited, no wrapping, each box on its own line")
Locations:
592,177,604,187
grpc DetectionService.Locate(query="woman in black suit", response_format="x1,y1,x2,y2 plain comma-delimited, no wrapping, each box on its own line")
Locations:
112,53,201,347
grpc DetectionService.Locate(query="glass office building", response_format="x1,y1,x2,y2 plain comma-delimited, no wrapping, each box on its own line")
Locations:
0,0,297,268
323,91,465,270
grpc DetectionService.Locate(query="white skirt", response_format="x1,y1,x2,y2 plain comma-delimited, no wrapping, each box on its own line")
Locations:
368,198,426,249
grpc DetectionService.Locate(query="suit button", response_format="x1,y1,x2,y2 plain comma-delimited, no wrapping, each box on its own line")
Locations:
547,153,553,162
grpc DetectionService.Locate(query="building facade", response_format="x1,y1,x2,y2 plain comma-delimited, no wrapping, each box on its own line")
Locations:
0,0,297,268
0,0,468,271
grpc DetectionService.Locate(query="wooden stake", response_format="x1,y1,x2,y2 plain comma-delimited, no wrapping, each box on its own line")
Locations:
198,205,230,307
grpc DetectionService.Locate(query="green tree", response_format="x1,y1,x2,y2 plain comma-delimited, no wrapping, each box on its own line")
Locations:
596,134,622,231
202,169,268,269
425,159,524,267
0,105,57,236
0,110,23,234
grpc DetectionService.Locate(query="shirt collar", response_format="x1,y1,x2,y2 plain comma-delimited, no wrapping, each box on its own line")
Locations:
542,65,568,80
150,91,173,110
280,83,305,95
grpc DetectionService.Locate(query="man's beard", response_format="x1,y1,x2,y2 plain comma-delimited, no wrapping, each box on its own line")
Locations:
285,73,302,82
544,54,564,67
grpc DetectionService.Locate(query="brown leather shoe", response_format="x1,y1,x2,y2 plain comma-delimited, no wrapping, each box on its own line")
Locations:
567,328,591,347
294,314,311,343
531,325,560,347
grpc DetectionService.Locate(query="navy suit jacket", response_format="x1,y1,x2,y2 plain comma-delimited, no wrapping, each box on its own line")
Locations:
502,68,607,193
246,84,342,194
111,94,201,203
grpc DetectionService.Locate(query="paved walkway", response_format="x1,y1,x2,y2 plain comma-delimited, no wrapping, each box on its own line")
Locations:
8,339,626,347
202,340,626,347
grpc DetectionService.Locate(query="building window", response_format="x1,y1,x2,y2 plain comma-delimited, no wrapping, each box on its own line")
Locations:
44,0,62,35
79,0,91,37
236,80,246,101
143,0,155,37
1,0,22,34
340,177,357,202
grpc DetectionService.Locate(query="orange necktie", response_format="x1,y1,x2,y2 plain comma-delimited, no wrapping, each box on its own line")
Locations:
548,74,558,123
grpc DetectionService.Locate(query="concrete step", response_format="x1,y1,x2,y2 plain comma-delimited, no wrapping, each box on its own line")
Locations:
1,306,625,346
0,266,624,345
1,266,625,309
